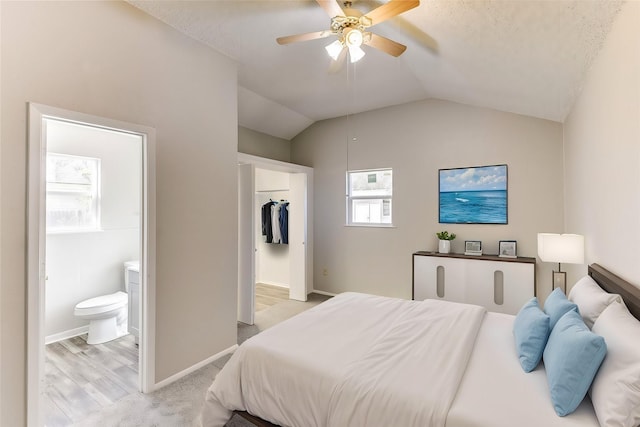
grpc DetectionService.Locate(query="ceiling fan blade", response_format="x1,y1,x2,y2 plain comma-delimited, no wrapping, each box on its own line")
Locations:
277,31,333,45
387,15,438,54
369,0,438,54
365,33,407,57
316,0,345,18
328,47,347,73
364,0,420,27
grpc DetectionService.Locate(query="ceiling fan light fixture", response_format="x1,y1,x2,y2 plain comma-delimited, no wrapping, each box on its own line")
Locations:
348,45,365,63
325,39,344,61
277,0,419,69
344,28,363,48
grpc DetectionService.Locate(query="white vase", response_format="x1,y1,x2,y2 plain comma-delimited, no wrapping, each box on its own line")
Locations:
438,240,451,254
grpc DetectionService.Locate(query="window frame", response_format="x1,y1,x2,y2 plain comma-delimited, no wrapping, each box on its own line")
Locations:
346,168,394,227
46,152,102,234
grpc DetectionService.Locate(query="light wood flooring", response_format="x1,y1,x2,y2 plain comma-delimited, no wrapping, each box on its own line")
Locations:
44,334,138,427
255,283,289,312
43,284,290,426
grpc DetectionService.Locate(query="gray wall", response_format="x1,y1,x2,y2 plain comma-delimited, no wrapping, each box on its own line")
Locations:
564,1,640,288
1,2,238,424
239,126,291,163
291,99,564,300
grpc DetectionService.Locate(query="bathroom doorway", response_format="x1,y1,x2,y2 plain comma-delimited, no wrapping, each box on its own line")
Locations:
27,104,156,427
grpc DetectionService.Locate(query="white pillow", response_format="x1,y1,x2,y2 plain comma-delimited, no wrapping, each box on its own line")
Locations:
590,300,640,427
568,275,621,328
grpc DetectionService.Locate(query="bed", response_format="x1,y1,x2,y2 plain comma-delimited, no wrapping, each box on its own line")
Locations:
202,264,640,427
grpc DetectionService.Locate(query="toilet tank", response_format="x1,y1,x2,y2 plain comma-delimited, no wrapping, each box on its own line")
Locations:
123,260,140,292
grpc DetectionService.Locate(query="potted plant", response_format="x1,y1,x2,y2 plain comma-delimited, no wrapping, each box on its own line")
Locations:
436,231,456,254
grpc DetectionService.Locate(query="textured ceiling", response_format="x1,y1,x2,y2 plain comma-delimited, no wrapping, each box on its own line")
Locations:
129,0,624,140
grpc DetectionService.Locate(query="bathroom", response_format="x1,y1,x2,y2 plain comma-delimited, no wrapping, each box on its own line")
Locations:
43,118,142,425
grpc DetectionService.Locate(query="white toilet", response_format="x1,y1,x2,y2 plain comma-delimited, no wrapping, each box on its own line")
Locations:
74,261,137,345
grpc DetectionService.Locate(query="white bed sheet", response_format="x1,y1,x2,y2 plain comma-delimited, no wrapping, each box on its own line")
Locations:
203,294,602,427
203,292,484,427
446,311,600,427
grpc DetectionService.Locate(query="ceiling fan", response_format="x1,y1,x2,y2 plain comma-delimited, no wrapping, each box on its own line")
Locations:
277,0,420,64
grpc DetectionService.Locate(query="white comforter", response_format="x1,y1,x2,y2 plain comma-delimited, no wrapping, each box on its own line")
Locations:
202,292,485,427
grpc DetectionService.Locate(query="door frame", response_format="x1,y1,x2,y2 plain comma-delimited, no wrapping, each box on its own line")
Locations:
237,163,256,325
27,103,157,426
237,153,314,322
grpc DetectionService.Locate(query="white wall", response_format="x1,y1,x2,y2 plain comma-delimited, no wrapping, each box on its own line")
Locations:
0,2,3,419
1,2,238,424
45,120,141,340
255,168,290,288
291,99,564,299
564,1,640,288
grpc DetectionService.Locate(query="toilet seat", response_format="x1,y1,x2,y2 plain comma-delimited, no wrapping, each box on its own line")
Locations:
74,291,127,317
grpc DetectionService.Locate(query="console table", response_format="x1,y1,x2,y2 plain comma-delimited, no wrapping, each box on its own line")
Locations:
413,251,536,315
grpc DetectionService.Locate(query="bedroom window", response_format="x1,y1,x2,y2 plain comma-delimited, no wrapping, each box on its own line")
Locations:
346,168,393,226
46,153,101,233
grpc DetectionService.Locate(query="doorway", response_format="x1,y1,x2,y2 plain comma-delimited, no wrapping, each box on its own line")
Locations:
237,153,313,325
27,103,156,427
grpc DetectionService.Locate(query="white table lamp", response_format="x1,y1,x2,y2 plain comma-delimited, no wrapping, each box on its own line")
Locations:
537,233,584,293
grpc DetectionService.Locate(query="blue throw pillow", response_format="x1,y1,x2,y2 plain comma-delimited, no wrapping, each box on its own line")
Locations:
543,310,607,416
544,288,579,329
513,298,551,372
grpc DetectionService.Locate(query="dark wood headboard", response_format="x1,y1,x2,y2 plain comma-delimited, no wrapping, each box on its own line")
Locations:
589,263,640,320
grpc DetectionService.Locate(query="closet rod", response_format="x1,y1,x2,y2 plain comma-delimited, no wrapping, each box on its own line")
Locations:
256,189,289,193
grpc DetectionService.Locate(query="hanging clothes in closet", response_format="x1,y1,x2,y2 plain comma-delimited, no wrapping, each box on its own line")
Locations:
261,200,289,244
261,200,276,243
279,202,289,244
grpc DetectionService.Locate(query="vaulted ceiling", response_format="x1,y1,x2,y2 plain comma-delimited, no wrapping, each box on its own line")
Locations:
129,0,623,140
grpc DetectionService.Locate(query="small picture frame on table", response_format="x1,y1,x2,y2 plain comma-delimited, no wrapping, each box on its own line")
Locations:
465,240,482,256
499,240,517,258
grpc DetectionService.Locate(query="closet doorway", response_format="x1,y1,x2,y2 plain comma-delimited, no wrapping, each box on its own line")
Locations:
237,153,313,325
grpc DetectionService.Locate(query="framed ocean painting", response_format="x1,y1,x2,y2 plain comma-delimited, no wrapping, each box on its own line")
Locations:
439,164,508,224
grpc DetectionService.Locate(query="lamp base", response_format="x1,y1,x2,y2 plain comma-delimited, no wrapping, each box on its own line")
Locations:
552,271,567,294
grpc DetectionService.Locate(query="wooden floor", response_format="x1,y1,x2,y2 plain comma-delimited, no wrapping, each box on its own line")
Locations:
43,334,139,427
255,283,289,312
43,285,289,426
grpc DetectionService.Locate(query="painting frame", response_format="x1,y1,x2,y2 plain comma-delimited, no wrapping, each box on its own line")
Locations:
439,164,508,224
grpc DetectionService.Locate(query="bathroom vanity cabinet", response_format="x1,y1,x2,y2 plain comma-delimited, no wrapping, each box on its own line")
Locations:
127,267,140,344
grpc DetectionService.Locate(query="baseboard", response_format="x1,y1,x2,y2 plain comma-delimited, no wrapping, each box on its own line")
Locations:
311,289,338,297
45,325,89,345
153,344,238,390
258,281,289,289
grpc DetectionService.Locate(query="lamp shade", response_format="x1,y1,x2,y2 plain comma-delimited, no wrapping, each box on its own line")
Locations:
348,45,365,63
325,40,344,61
537,233,584,264
344,28,363,48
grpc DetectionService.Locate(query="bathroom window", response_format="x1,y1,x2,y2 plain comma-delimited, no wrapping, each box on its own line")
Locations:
346,168,393,226
46,153,101,232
